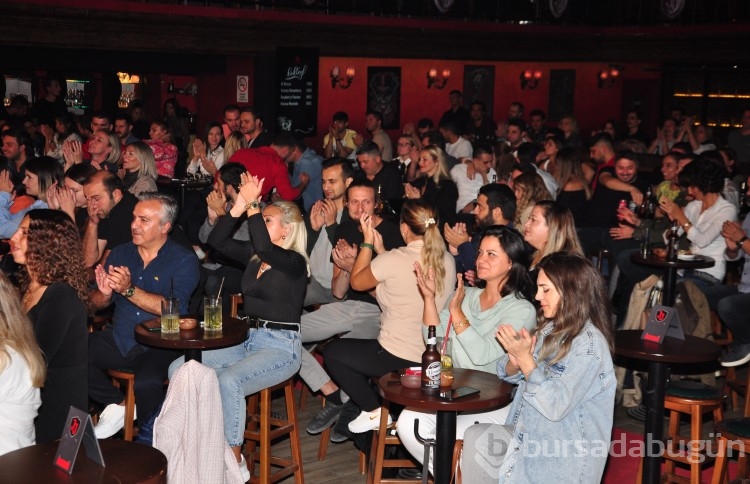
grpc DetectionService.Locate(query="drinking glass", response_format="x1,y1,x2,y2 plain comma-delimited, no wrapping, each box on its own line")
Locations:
160,297,180,334
204,296,223,332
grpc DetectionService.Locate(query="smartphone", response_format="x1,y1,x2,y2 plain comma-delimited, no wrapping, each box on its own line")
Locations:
440,386,480,400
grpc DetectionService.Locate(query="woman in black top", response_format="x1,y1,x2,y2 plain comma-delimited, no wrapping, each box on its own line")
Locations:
202,173,309,477
404,144,458,227
9,209,89,443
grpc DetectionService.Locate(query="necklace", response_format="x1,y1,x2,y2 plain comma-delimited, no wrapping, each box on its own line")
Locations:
258,262,271,274
23,284,44,306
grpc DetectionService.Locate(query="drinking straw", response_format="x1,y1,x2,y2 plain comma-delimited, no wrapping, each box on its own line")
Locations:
217,276,226,300
442,316,452,355
170,278,174,299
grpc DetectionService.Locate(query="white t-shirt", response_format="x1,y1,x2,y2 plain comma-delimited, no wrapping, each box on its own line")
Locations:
446,137,473,160
309,210,343,289
450,164,497,212
682,197,738,281
0,346,41,457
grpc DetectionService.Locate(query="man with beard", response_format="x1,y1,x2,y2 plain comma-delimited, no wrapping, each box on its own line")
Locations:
82,171,138,267
444,183,516,278
302,179,403,441
304,157,354,306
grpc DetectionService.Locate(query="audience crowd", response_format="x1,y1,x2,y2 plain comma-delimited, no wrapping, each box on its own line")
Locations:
2,87,750,482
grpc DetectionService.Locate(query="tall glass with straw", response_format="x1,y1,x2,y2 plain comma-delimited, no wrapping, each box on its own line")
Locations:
204,277,224,332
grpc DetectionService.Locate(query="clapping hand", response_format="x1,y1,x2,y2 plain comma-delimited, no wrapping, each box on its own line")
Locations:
722,220,746,251
206,189,227,219
46,182,60,209
237,173,264,207
0,170,14,194
448,273,465,314
414,261,436,301
496,325,536,372
57,185,76,219
332,239,357,272
404,183,421,200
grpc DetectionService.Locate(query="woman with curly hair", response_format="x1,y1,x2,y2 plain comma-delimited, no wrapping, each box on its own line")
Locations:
9,209,89,443
512,171,552,228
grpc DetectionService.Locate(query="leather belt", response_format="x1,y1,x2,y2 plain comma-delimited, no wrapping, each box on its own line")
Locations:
245,317,300,332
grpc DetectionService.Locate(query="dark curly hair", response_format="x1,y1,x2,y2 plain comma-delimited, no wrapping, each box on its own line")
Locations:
18,209,89,311
677,157,726,194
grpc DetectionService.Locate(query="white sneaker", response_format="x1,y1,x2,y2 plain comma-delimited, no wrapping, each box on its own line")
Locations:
238,454,251,482
347,408,392,434
94,403,135,439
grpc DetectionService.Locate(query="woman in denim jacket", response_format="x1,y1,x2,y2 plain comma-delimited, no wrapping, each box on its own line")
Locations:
462,252,615,483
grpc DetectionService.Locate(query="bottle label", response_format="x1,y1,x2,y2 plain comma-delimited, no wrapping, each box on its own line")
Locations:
424,362,441,387
427,337,436,345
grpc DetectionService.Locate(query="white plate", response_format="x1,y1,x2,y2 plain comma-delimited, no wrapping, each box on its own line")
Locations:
677,254,696,261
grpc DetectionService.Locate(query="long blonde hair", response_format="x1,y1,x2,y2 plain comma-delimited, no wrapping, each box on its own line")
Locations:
224,131,247,162
401,199,446,294
0,273,45,387
420,145,451,185
513,172,552,227
252,201,310,276
530,201,584,267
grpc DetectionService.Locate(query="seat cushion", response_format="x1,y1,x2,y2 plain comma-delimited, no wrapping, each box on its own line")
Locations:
665,380,723,400
723,418,750,439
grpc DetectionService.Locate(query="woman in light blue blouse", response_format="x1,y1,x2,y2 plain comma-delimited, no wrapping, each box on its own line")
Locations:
462,252,615,483
398,225,537,473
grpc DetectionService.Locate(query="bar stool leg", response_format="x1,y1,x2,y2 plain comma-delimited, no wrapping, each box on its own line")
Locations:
284,382,304,483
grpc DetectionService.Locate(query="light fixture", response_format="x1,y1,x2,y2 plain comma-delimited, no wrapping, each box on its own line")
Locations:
597,65,623,88
427,68,450,89
117,72,141,84
330,66,355,89
520,70,542,90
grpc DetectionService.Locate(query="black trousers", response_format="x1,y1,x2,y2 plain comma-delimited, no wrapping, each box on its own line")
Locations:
324,338,418,412
88,326,179,423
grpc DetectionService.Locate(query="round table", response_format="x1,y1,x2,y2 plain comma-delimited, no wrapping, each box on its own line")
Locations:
615,329,721,484
630,252,714,306
0,439,167,483
377,368,513,484
135,315,249,363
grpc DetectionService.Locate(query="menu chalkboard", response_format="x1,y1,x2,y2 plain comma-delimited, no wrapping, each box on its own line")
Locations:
275,47,319,137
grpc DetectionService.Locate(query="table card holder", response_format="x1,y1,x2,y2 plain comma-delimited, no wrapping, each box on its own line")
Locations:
54,406,105,474
641,305,684,343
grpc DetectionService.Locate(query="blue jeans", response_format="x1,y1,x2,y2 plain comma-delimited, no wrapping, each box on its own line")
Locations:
169,328,301,446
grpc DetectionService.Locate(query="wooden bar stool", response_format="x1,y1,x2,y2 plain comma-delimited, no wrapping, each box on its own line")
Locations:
243,379,304,484
107,369,137,441
661,381,724,484
711,418,750,483
367,402,430,484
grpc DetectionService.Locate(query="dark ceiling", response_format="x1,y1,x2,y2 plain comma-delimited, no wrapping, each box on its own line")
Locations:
1,0,750,71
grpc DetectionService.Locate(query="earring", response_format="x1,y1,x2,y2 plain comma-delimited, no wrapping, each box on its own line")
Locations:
282,235,286,240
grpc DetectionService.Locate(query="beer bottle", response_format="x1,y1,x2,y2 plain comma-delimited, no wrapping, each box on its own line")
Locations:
375,184,385,215
421,326,441,395
666,220,679,262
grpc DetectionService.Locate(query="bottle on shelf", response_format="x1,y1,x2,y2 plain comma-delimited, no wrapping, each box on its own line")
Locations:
375,184,385,215
421,325,441,395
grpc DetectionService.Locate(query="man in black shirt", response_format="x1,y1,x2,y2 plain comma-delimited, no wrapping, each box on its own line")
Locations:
302,179,403,439
82,171,138,267
439,90,470,134
354,141,403,209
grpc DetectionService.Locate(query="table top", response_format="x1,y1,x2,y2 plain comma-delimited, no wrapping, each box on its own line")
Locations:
377,367,513,412
0,439,166,483
615,329,721,364
135,315,248,351
630,252,714,270
155,176,212,189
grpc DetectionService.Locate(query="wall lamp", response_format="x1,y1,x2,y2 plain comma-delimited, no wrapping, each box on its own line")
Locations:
520,70,542,90
597,65,623,88
330,66,355,89
427,68,450,89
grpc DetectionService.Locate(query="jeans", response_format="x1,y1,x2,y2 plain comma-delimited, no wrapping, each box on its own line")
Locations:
700,285,750,345
169,328,301,446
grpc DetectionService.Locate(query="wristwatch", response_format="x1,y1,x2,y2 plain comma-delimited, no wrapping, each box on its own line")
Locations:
122,286,136,297
738,236,748,249
243,200,260,211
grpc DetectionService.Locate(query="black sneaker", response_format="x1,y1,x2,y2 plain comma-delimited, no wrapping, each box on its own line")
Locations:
721,344,750,368
329,428,350,443
306,403,344,434
627,404,646,421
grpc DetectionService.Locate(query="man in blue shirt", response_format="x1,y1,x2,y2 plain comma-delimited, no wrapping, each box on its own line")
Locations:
88,192,199,439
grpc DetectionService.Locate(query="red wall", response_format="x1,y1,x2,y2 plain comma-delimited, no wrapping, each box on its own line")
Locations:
315,57,662,149
195,56,255,133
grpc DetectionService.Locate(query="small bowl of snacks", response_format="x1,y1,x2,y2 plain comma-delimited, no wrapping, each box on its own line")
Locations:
179,317,198,330
400,367,422,388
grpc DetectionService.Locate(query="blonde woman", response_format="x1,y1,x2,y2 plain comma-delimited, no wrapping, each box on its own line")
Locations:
405,144,458,226
0,272,46,456
523,200,584,269
223,130,247,163
324,199,456,432
121,141,158,196
513,171,552,227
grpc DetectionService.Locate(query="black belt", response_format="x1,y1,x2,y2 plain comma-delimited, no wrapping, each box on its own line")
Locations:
245,317,300,332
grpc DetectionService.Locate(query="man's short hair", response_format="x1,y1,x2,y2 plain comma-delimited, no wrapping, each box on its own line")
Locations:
516,142,540,166
240,107,263,123
138,192,178,227
471,101,486,113
438,119,459,134
510,101,524,113
529,109,545,119
114,112,132,126
84,170,124,198
366,110,383,124
9,95,29,111
422,131,446,149
91,110,111,122
356,140,381,158
218,162,246,192
417,118,434,130
479,183,516,222
332,111,349,123
627,110,643,121
272,130,298,149
592,133,615,151
345,178,375,200
616,150,640,167
224,104,240,115
472,143,493,159
507,118,527,132
449,90,462,97
322,157,354,181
